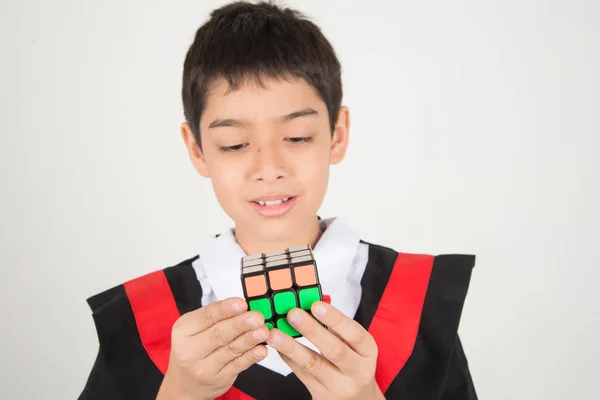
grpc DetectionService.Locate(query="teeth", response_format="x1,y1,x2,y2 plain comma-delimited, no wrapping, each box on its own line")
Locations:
255,197,290,206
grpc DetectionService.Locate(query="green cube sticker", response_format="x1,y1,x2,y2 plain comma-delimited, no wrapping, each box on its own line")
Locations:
273,291,297,315
249,298,272,320
265,321,274,330
299,287,321,310
277,317,300,337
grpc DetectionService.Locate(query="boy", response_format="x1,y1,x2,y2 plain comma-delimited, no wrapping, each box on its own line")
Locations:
78,1,477,399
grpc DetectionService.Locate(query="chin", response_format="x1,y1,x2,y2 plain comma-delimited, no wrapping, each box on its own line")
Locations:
239,214,311,243
254,218,300,239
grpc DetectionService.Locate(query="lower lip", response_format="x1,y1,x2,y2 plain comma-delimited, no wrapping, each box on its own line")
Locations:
250,197,297,217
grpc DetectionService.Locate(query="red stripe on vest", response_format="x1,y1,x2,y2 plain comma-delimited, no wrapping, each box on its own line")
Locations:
369,252,434,393
123,270,181,375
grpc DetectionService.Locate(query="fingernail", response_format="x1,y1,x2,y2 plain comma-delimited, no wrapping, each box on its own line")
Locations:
246,317,258,329
268,332,283,347
231,302,243,313
313,303,327,317
287,310,302,326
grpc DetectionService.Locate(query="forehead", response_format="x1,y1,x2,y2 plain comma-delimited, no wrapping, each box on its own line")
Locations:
201,75,327,125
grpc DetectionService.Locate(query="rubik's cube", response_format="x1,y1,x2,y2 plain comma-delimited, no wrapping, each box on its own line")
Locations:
240,245,323,338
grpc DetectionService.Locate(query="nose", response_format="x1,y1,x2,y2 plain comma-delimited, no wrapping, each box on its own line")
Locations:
249,143,286,182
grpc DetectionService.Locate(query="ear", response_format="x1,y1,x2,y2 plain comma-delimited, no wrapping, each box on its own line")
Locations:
180,121,210,178
329,106,350,165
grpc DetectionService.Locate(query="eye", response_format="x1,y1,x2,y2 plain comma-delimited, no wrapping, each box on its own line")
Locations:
286,137,313,144
219,143,247,153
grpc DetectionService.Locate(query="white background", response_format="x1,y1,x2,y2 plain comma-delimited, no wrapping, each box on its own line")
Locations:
1,0,598,398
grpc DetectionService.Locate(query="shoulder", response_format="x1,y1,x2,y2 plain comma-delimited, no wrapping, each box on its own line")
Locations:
86,255,201,316
83,254,203,367
358,239,476,332
362,240,476,288
364,239,476,268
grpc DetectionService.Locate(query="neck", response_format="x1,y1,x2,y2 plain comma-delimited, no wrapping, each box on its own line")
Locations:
233,218,324,255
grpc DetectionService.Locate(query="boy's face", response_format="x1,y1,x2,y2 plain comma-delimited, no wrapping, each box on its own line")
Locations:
181,75,349,248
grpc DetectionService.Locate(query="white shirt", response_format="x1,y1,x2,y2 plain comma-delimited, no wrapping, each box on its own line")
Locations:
192,217,369,376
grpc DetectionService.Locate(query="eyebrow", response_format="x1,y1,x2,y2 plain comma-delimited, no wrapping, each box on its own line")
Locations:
208,107,319,129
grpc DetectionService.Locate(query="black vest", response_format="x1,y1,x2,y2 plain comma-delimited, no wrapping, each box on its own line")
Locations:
78,242,477,400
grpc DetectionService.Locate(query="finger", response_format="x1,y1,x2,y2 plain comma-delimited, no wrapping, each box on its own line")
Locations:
219,344,268,377
197,310,265,358
286,308,361,374
267,328,342,387
311,301,378,358
209,324,271,368
173,297,247,337
279,353,327,396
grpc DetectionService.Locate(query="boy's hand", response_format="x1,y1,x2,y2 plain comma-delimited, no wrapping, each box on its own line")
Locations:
267,302,384,400
157,297,269,400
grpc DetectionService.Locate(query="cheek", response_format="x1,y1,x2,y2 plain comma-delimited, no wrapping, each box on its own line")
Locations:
206,157,245,202
292,148,330,196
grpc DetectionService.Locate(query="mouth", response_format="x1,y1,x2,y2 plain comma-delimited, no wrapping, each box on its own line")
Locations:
249,196,297,217
251,196,294,206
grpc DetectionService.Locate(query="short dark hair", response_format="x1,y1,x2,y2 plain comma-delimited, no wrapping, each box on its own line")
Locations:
181,1,343,149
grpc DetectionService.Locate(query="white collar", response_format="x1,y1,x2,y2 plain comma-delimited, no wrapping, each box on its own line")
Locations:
197,217,362,303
